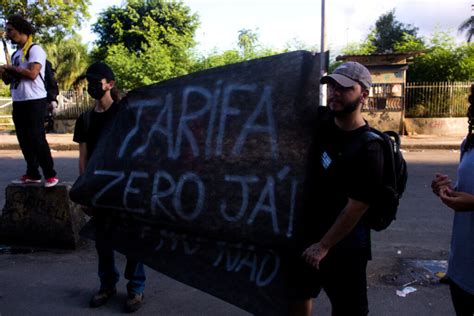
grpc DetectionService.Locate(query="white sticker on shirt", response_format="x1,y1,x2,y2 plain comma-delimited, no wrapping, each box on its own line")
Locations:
321,151,332,169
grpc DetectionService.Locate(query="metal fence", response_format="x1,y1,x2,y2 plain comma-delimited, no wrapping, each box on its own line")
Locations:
405,82,471,118
56,90,93,119
0,91,93,129
0,97,12,115
0,98,13,128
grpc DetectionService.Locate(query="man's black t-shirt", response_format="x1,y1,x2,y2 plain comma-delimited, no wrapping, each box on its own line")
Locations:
73,102,119,159
302,113,384,259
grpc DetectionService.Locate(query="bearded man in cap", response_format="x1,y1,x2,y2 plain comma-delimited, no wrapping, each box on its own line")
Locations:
289,62,385,316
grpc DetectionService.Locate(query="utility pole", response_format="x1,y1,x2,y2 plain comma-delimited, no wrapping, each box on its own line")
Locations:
319,0,327,106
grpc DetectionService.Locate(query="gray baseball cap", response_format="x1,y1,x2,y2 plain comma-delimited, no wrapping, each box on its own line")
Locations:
320,61,372,89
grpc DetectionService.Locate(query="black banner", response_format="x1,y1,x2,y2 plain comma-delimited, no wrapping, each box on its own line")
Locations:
71,50,322,315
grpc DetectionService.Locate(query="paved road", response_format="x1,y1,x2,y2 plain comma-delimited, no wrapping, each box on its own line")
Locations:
0,149,461,315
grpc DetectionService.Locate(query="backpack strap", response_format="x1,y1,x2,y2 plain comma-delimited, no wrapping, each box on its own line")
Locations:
335,128,383,162
362,130,383,144
365,128,398,189
11,49,20,61
22,43,49,90
24,43,37,60
12,43,37,63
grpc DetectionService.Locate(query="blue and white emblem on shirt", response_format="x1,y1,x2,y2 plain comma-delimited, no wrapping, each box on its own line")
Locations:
321,151,332,169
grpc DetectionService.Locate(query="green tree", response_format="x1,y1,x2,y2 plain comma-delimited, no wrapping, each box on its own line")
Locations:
458,15,474,43
91,0,199,90
191,29,279,73
371,9,420,53
393,33,426,53
407,31,474,82
283,37,318,52
190,49,242,73
336,11,472,83
43,34,89,90
237,28,259,58
0,0,90,44
0,80,9,96
340,31,376,55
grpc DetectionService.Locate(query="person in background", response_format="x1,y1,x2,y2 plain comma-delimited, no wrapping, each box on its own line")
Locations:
431,84,474,316
0,15,58,187
73,62,146,313
289,62,384,316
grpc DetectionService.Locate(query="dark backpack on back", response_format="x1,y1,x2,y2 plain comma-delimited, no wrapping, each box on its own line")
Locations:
361,129,408,231
41,59,59,103
14,43,59,102
314,106,407,231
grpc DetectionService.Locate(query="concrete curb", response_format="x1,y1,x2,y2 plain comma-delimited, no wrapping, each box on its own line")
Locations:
0,134,463,151
0,144,79,151
0,143,460,151
401,144,460,150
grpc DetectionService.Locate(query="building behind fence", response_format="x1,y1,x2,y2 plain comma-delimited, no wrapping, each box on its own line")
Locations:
364,83,404,112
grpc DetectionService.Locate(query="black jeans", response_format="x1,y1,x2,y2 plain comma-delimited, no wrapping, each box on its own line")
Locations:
450,280,474,316
12,98,56,179
288,250,369,316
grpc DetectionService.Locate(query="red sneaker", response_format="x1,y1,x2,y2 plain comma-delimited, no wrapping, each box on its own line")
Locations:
11,175,41,184
44,177,59,188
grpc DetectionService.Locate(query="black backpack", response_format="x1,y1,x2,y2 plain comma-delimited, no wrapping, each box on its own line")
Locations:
314,106,407,231
361,129,408,231
13,43,59,102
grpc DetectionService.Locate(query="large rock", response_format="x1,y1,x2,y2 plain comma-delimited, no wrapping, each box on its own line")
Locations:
0,183,86,249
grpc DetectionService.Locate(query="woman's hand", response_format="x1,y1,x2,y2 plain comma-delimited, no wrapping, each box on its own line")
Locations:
439,187,474,212
431,173,453,196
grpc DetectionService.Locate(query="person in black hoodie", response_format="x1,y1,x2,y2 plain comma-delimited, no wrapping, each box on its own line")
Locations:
73,62,146,313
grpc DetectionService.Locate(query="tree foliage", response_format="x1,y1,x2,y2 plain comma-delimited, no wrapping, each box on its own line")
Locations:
340,31,376,55
0,80,9,96
337,10,473,82
0,0,90,44
458,15,473,43
191,29,279,73
406,31,474,82
283,37,318,52
190,49,242,73
393,33,425,53
91,0,199,90
370,9,420,53
43,34,89,90
238,28,259,59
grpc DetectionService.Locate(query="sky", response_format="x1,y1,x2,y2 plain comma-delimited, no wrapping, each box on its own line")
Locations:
77,0,472,56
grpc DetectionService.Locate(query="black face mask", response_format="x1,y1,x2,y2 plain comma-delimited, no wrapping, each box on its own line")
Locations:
329,96,363,118
87,82,106,100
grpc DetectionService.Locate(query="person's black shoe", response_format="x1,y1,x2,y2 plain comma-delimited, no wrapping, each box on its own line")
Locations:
89,287,117,308
124,292,144,313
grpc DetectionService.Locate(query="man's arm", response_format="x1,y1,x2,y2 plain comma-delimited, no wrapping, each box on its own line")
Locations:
303,198,369,269
79,143,88,175
303,140,384,269
2,62,41,80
